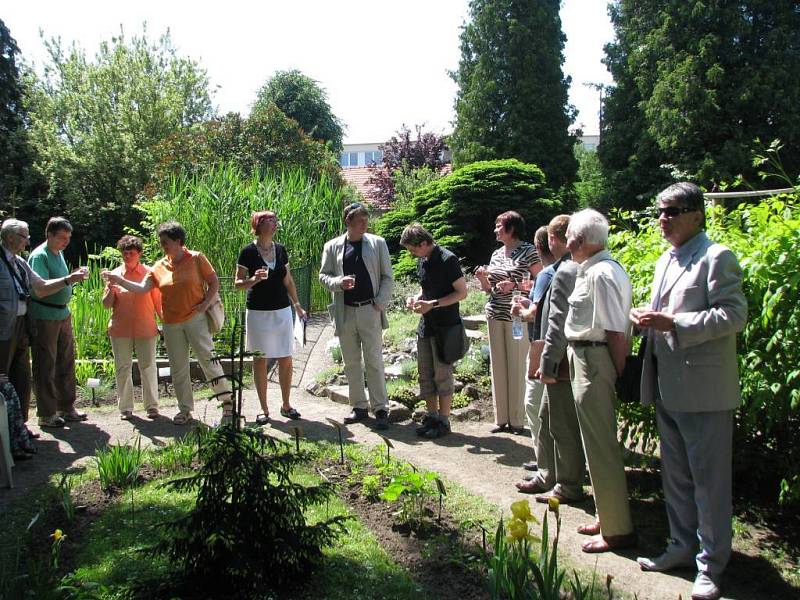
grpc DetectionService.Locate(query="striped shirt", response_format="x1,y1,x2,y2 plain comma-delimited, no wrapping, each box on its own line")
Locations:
484,241,540,321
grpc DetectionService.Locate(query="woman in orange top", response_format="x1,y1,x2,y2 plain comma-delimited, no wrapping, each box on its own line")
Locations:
102,235,162,420
103,222,232,425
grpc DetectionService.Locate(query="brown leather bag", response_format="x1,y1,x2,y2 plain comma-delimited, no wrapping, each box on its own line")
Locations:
529,339,570,381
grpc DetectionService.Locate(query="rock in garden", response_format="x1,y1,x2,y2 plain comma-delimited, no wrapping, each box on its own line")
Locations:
454,380,464,393
388,401,412,423
305,381,327,397
463,384,479,399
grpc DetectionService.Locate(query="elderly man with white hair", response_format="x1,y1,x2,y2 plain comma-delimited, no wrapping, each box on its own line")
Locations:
0,218,87,431
541,208,636,554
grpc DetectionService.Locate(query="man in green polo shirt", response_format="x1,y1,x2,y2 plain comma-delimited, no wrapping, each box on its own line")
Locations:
29,217,89,428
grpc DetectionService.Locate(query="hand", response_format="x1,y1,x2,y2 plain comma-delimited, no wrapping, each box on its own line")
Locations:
372,302,385,312
633,309,675,332
518,278,533,293
405,296,416,310
411,300,436,315
341,275,356,291
253,268,269,282
68,268,88,284
295,305,307,320
193,300,210,314
538,371,557,385
101,270,119,285
496,280,516,293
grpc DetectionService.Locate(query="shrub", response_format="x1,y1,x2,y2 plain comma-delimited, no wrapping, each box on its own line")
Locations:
387,380,418,411
153,427,348,596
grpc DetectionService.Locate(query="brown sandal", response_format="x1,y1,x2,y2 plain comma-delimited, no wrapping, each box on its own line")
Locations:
577,521,601,536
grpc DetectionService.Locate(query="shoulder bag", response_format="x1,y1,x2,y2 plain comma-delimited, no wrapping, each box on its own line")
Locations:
615,336,646,404
433,319,470,365
193,252,225,334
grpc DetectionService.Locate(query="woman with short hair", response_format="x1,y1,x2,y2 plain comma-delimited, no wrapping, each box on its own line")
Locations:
475,211,541,434
235,211,306,424
102,235,162,420
103,221,231,425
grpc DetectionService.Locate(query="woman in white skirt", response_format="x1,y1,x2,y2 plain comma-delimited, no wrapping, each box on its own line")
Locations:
235,211,306,424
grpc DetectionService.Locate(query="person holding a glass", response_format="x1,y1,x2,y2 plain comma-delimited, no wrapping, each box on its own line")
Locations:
475,211,541,434
235,211,306,424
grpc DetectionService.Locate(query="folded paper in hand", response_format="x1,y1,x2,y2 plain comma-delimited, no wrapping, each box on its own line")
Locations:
294,313,306,347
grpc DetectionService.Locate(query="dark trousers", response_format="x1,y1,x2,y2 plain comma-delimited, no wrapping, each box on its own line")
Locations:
0,315,32,422
31,316,77,418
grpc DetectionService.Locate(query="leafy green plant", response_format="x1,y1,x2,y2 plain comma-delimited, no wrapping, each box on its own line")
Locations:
452,391,472,410
482,500,569,600
57,473,77,523
386,380,418,411
95,437,143,490
152,427,348,597
381,467,438,527
361,475,382,501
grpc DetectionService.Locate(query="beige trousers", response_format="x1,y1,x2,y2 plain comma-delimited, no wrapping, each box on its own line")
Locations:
487,318,529,428
569,344,633,537
111,336,158,413
162,312,231,414
338,304,388,412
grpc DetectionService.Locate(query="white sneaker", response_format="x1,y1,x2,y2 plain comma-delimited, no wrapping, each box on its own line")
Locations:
637,550,695,572
691,572,721,600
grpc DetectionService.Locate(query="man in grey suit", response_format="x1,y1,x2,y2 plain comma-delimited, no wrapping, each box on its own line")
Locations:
632,183,747,600
515,215,586,503
319,203,394,430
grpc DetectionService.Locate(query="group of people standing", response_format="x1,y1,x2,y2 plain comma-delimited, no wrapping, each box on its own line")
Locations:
1,183,743,600
472,184,744,600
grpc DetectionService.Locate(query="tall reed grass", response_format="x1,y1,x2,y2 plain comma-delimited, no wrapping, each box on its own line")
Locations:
137,163,348,310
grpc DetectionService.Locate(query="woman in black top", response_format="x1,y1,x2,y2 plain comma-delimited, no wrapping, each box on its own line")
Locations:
235,211,306,423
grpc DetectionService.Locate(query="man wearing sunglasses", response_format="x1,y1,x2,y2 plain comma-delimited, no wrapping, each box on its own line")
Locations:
632,182,747,600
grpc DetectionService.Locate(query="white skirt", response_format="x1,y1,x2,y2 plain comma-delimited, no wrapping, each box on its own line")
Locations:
245,306,294,358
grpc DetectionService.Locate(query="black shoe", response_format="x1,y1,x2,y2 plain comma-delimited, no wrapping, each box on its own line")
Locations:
425,418,450,439
374,409,389,430
490,423,509,433
343,408,369,424
416,413,437,436
523,461,538,471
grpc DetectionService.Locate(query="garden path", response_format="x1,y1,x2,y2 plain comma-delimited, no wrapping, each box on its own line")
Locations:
3,316,782,600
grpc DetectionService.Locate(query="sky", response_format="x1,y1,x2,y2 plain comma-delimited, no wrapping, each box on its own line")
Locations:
3,0,615,143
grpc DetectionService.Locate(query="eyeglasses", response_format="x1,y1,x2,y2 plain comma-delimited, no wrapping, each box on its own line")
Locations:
15,233,31,241
656,206,697,218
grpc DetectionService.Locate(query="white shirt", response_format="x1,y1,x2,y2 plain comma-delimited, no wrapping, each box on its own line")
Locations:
565,249,632,341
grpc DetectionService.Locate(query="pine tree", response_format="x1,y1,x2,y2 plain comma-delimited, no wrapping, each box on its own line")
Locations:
600,1,800,208
450,0,578,189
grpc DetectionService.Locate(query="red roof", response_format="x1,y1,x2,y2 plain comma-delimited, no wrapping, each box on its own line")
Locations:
340,164,453,210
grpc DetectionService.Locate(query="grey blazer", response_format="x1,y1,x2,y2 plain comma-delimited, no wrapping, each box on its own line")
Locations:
318,232,394,335
539,257,578,378
640,233,747,412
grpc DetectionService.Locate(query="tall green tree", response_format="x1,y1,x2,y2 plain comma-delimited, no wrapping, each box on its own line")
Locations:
0,18,46,226
600,1,800,208
252,69,344,155
450,0,578,188
153,107,341,186
24,26,213,250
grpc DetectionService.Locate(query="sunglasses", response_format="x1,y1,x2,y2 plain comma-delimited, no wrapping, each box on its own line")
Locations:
657,206,697,218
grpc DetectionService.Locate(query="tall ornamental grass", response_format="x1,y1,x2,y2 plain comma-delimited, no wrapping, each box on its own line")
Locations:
137,164,347,310
610,194,800,504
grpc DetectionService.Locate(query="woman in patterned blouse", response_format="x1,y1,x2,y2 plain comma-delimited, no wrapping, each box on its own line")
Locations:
475,211,541,434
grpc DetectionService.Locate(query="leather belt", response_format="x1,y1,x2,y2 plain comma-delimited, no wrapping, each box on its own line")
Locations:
345,299,374,307
568,340,607,347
